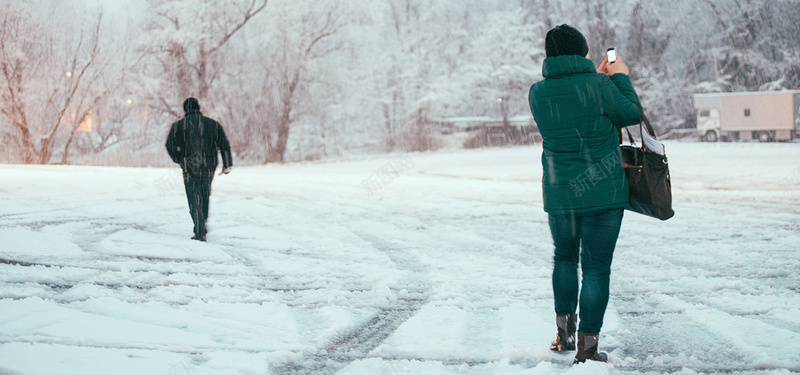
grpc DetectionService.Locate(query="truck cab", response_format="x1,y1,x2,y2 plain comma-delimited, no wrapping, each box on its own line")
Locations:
696,108,721,142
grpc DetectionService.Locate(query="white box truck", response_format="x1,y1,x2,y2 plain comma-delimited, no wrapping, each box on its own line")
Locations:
693,91,800,142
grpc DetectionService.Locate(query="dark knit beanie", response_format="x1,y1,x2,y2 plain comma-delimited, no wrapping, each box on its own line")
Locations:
183,97,200,113
545,24,589,58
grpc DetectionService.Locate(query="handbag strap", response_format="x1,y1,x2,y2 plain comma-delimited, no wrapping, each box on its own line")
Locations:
624,126,636,146
622,103,657,148
636,103,658,140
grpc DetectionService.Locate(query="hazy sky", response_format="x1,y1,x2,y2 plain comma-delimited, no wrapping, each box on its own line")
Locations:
91,0,146,21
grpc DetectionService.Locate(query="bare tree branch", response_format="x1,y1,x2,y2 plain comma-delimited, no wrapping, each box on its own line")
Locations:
39,11,103,163
156,95,181,119
207,0,268,57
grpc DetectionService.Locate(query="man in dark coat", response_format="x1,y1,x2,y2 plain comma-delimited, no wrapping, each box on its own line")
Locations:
165,97,233,242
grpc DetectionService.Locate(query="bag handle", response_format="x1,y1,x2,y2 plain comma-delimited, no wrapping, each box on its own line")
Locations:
622,103,657,147
623,127,636,146
639,108,658,140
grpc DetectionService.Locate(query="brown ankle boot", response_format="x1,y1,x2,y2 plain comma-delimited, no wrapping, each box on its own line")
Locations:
549,314,576,352
574,332,608,363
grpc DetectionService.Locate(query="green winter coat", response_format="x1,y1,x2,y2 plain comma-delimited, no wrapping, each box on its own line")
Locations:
528,55,641,214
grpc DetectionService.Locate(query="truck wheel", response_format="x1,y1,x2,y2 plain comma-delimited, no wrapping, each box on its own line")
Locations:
704,131,718,142
757,131,772,142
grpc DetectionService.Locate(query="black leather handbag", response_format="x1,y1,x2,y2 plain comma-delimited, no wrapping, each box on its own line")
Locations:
620,110,675,220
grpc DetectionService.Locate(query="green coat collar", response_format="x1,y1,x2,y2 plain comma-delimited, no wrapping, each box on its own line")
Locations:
542,55,596,78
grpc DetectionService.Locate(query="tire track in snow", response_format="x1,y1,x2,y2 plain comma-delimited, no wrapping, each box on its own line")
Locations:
0,223,332,306
269,231,431,375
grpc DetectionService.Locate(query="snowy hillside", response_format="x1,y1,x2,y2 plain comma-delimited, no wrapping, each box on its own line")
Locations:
0,143,799,374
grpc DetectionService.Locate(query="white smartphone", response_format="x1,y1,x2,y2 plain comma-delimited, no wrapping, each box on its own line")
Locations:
607,47,617,64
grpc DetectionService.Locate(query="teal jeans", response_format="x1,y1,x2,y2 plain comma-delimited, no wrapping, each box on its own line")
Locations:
549,208,623,334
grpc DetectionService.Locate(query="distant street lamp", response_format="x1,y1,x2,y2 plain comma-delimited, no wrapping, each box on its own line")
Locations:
497,97,508,120
497,96,511,144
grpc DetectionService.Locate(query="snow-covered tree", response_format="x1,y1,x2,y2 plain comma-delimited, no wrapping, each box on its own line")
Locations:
0,1,104,164
686,0,800,92
5,0,800,166
372,0,450,152
136,0,268,117
212,0,354,163
586,2,618,65
462,9,544,124
624,1,687,132
260,0,349,163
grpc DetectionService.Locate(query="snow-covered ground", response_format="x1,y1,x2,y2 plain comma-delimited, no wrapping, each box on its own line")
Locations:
1,142,799,375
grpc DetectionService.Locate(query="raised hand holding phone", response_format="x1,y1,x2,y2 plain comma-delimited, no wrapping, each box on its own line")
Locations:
598,49,630,77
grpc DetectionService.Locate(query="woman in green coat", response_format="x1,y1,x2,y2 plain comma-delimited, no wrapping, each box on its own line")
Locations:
528,24,641,364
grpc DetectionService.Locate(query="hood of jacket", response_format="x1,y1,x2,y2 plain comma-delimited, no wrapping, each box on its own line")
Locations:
541,55,596,79
184,109,202,117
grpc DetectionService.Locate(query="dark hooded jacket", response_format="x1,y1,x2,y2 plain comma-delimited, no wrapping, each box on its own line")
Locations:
165,110,233,175
528,55,641,214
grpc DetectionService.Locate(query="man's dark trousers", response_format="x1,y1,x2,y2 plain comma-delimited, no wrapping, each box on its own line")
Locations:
183,170,214,239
